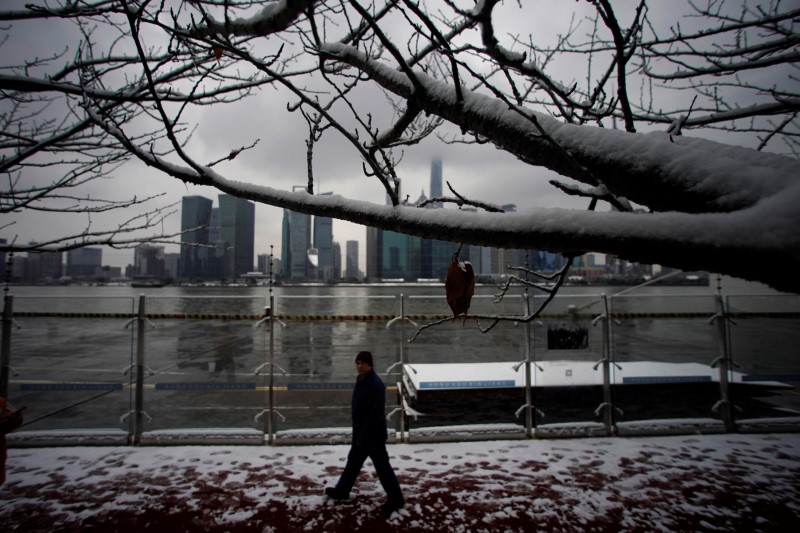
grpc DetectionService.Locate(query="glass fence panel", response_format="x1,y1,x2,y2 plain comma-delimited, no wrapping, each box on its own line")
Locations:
405,291,527,317
5,288,798,446
725,294,800,430
7,295,135,439
533,292,607,318
145,293,268,316
137,297,269,441
608,295,724,434
269,320,394,440
609,294,717,362
525,294,608,436
404,321,527,436
11,294,136,315
274,287,399,317
610,292,718,315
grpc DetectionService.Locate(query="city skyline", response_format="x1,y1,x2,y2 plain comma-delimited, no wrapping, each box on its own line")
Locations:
179,193,256,280
3,159,610,283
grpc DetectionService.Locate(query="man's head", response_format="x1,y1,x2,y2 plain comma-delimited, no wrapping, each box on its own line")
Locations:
355,351,374,375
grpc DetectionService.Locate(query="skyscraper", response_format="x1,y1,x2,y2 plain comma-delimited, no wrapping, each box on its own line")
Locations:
66,247,102,279
346,240,359,280
313,193,334,281
282,206,311,280
180,195,213,279
420,161,452,278
218,194,255,278
365,226,382,281
40,250,63,281
257,254,270,275
332,241,342,281
134,244,165,278
430,158,443,208
382,230,409,279
209,207,220,244
206,206,224,279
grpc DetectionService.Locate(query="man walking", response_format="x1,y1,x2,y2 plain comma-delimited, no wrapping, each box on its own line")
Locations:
325,351,405,514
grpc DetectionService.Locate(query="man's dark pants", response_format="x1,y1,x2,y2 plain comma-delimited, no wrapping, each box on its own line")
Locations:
335,443,404,503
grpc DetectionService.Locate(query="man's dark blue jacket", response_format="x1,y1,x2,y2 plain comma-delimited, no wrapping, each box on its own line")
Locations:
352,370,388,447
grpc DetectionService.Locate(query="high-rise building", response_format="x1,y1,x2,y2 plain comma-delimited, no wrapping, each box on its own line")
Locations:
11,255,27,282
134,244,165,278
282,205,311,280
206,207,225,279
164,253,180,280
22,251,39,284
368,179,406,280
39,250,63,281
209,207,220,244
430,158,443,208
346,240,359,280
479,247,492,275
365,226,382,281
332,241,342,281
420,162,452,278
382,230,409,279
180,195,213,279
218,194,255,279
66,247,102,279
25,246,63,283
257,254,270,275
430,239,454,279
313,194,334,281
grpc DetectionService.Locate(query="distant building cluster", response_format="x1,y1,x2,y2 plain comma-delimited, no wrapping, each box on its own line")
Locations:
281,190,343,282
179,194,256,282
365,159,568,282
1,160,669,286
0,238,125,284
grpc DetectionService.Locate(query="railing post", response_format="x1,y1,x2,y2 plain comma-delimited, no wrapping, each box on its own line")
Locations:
254,248,283,445
267,291,275,445
385,293,415,443
523,292,534,438
1,294,13,398
398,293,406,441
712,294,736,432
132,294,146,445
600,295,616,434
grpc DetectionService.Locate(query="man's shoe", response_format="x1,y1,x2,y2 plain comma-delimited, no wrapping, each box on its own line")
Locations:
325,487,348,501
379,499,404,515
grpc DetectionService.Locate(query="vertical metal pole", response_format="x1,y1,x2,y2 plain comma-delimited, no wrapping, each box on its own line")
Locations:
398,293,406,440
1,294,13,399
523,291,533,438
267,246,275,445
132,294,146,445
268,291,275,445
715,294,735,432
600,295,614,433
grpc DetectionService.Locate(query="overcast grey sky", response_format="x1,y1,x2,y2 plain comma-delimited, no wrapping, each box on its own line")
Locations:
2,1,783,272
2,0,591,271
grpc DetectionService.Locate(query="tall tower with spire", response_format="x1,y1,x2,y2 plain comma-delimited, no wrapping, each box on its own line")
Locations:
430,158,443,208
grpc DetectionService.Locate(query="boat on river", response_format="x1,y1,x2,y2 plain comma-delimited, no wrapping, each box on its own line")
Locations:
401,361,795,430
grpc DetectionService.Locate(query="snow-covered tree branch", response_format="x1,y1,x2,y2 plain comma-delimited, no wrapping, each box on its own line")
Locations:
2,0,799,293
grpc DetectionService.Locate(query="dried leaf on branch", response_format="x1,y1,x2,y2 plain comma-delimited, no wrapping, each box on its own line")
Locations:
445,254,475,319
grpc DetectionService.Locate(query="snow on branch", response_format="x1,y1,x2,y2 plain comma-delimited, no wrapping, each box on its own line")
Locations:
190,0,317,38
320,42,798,214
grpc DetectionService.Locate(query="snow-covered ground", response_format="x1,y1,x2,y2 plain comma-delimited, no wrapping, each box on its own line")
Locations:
2,433,799,532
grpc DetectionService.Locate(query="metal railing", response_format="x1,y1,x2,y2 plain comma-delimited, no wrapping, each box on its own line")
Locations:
2,288,799,446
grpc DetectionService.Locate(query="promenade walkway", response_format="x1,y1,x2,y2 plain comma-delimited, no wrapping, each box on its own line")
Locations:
2,433,799,532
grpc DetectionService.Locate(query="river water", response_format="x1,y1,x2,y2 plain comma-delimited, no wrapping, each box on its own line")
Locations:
3,281,799,439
